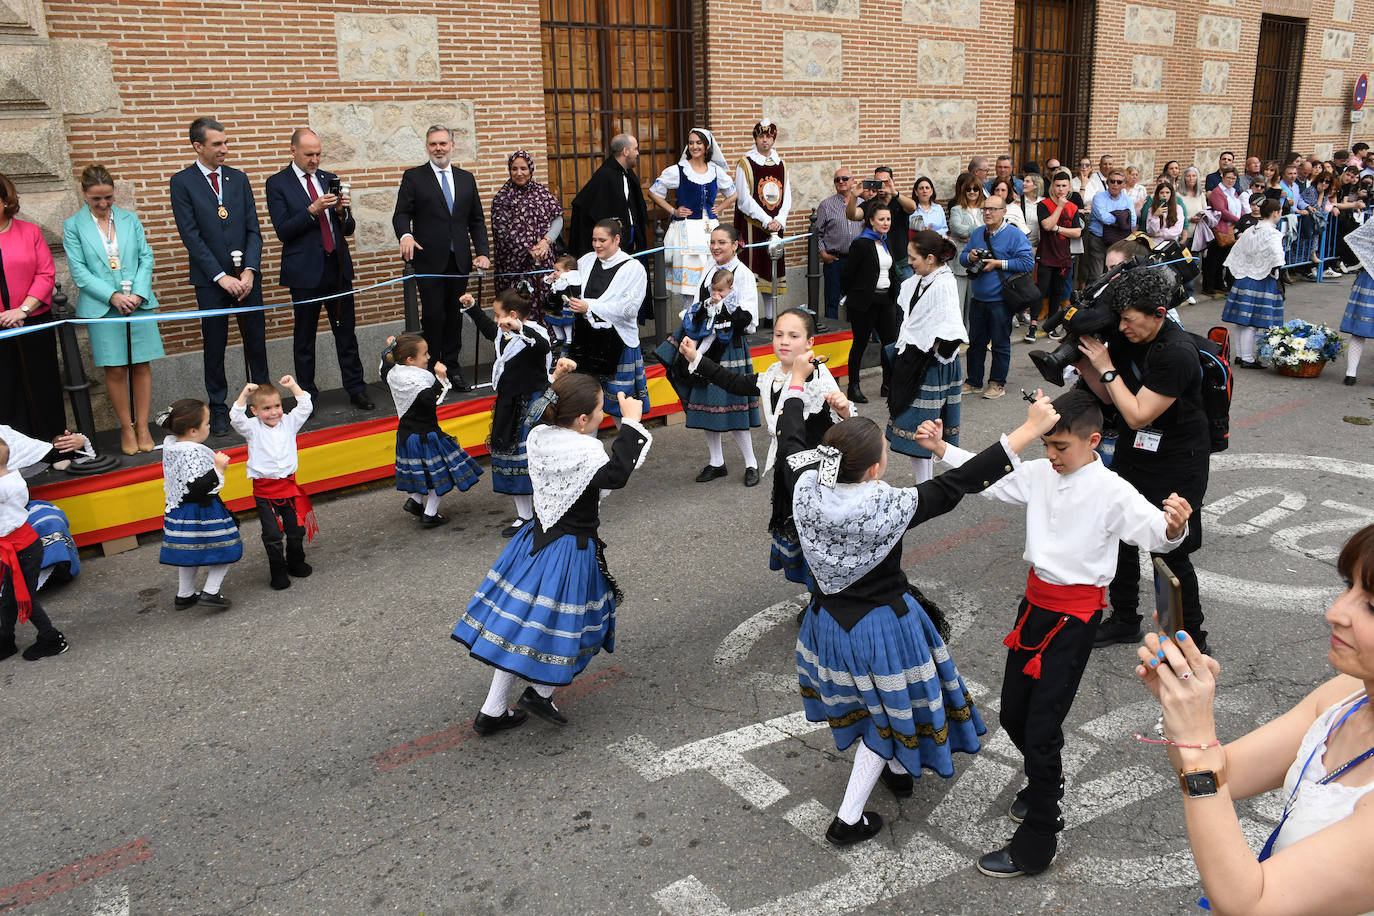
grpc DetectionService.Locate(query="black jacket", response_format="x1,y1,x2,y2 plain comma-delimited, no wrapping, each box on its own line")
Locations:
840,237,898,312
391,163,489,273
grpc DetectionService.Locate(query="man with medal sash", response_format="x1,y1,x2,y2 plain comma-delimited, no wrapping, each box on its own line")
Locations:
170,116,270,436
734,119,791,329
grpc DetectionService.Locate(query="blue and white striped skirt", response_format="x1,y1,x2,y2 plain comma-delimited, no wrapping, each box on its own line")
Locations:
769,526,816,591
684,337,761,431
395,431,482,496
490,414,533,497
796,592,985,776
452,525,616,686
160,499,244,567
601,346,651,417
1340,269,1374,339
26,499,80,587
1222,275,1284,328
886,359,963,458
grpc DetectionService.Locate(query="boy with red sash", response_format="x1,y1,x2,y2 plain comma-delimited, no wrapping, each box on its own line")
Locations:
0,441,69,661
918,389,1191,879
231,376,318,591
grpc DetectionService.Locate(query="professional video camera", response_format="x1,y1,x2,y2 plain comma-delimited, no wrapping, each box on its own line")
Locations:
1027,239,1198,386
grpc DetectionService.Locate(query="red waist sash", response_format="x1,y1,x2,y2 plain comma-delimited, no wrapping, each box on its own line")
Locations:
252,476,319,541
0,523,39,624
1003,569,1107,679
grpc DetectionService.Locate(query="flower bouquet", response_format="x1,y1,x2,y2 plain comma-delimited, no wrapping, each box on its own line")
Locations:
1258,320,1343,378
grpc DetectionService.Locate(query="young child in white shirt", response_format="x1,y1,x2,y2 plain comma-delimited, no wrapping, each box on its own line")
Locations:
0,440,69,660
231,375,316,591
918,388,1191,880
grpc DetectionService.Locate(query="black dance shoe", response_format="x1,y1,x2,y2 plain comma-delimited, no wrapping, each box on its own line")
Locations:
174,594,199,610
695,464,728,483
976,846,1051,878
1008,797,1028,824
517,687,569,725
0,639,18,662
421,513,449,529
403,498,424,517
198,591,232,610
879,767,913,798
825,811,883,846
743,467,761,487
472,708,528,736
501,518,530,538
21,631,69,661
1346,376,1358,386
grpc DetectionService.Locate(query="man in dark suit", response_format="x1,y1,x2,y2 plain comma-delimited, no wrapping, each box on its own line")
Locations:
391,124,490,388
169,116,271,435
264,128,373,410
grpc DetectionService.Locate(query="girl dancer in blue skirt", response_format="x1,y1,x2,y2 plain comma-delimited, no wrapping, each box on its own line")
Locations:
452,374,652,735
678,308,850,594
1340,218,1374,385
159,399,242,610
1223,200,1286,368
462,289,577,536
779,351,1059,845
887,230,968,485
380,334,482,528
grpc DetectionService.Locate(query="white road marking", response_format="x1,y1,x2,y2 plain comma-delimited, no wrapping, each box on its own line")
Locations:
713,593,808,668
1203,486,1308,536
1270,499,1374,562
1210,453,1374,480
1138,554,1341,613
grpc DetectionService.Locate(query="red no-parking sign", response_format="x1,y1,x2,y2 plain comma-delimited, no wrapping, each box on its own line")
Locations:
1356,73,1368,111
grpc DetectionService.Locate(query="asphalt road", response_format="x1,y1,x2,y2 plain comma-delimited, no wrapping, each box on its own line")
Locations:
2,273,1372,915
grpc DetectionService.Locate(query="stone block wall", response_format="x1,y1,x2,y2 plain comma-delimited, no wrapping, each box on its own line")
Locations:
1290,5,1370,153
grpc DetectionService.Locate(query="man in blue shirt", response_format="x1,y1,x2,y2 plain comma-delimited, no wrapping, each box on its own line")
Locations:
985,154,1024,200
959,195,1034,400
1083,171,1134,286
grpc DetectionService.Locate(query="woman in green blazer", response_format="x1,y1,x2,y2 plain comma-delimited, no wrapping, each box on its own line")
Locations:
62,165,164,453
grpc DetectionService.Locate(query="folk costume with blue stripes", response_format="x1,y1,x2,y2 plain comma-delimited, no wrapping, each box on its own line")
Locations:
381,361,482,499
563,249,650,418
160,438,243,568
886,264,968,471
1340,220,1374,382
679,258,761,434
466,302,552,501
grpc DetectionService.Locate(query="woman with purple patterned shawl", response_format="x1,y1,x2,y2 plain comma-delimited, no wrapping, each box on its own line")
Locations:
490,150,565,312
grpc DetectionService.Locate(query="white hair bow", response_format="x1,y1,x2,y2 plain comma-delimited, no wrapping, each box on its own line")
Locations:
787,443,842,488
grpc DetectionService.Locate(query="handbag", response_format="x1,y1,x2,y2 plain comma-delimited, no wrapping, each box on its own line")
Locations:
987,228,1039,313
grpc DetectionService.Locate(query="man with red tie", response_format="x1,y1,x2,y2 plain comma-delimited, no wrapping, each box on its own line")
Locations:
265,129,373,410
391,125,491,390
170,116,271,435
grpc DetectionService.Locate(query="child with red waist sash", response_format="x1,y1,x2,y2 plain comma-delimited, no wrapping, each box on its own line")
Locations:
919,388,1192,880
230,376,318,592
0,440,69,661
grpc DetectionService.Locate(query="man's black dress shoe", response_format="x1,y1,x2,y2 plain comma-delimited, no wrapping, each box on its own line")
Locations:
349,390,376,410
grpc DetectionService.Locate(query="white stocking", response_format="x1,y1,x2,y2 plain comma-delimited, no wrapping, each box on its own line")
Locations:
1235,326,1257,362
837,742,886,825
407,493,423,507
910,456,933,484
731,429,758,469
513,494,534,521
1347,335,1366,378
531,683,556,700
203,563,230,595
480,669,517,717
424,490,442,516
704,431,725,467
177,567,197,598
888,758,908,775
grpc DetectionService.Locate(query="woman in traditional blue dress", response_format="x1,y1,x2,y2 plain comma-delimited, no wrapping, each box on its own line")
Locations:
778,350,1059,845
1223,199,1287,368
1340,217,1374,385
649,128,736,310
452,375,652,735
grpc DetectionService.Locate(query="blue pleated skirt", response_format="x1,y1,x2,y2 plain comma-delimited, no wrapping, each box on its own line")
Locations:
796,592,985,776
491,413,533,496
452,525,616,685
1222,276,1284,328
684,337,761,431
395,431,482,496
26,499,81,585
887,359,964,458
769,527,816,591
160,500,244,567
601,345,651,417
1340,269,1374,338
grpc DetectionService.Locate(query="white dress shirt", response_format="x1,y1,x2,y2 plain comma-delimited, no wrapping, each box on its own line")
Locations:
937,447,1185,587
0,471,29,537
229,394,313,479
292,163,335,231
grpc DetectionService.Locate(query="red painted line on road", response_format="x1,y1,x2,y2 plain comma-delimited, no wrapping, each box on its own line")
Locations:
0,838,151,913
371,665,631,773
901,517,1011,568
1232,397,1313,430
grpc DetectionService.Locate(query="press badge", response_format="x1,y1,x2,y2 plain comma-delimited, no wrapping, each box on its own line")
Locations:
1133,428,1162,452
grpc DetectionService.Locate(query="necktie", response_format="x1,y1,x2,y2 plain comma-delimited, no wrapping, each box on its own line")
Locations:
439,169,454,211
304,176,335,254
208,171,220,195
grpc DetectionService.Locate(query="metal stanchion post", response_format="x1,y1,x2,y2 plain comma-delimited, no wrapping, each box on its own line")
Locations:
401,262,421,333
806,213,822,317
52,283,120,474
651,222,670,346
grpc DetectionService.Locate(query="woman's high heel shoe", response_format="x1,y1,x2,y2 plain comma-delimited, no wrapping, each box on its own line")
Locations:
119,426,138,456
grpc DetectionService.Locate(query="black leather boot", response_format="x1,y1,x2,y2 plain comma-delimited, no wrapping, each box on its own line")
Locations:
286,538,312,578
268,550,291,590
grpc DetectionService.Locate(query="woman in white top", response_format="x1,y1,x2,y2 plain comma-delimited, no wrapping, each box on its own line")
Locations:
1178,166,1207,237
1122,166,1148,219
649,128,736,306
1134,524,1374,916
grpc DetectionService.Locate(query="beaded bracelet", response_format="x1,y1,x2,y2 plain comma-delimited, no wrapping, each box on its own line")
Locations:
1132,734,1222,749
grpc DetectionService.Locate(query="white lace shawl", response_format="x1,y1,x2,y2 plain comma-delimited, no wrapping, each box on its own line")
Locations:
1346,218,1374,276
387,364,450,417
162,437,222,512
1225,221,1286,280
491,321,552,390
895,265,968,356
526,422,652,530
757,362,843,473
792,474,919,594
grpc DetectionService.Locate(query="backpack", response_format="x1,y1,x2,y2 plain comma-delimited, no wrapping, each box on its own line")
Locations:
1191,326,1233,452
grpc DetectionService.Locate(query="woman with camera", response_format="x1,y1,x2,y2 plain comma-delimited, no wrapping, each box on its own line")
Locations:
839,201,899,404
1133,524,1374,916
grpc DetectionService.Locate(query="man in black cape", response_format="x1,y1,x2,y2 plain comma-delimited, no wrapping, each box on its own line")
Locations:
569,134,650,256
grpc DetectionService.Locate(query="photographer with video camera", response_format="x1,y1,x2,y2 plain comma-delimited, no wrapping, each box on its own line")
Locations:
1074,267,1211,654
960,195,1034,400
